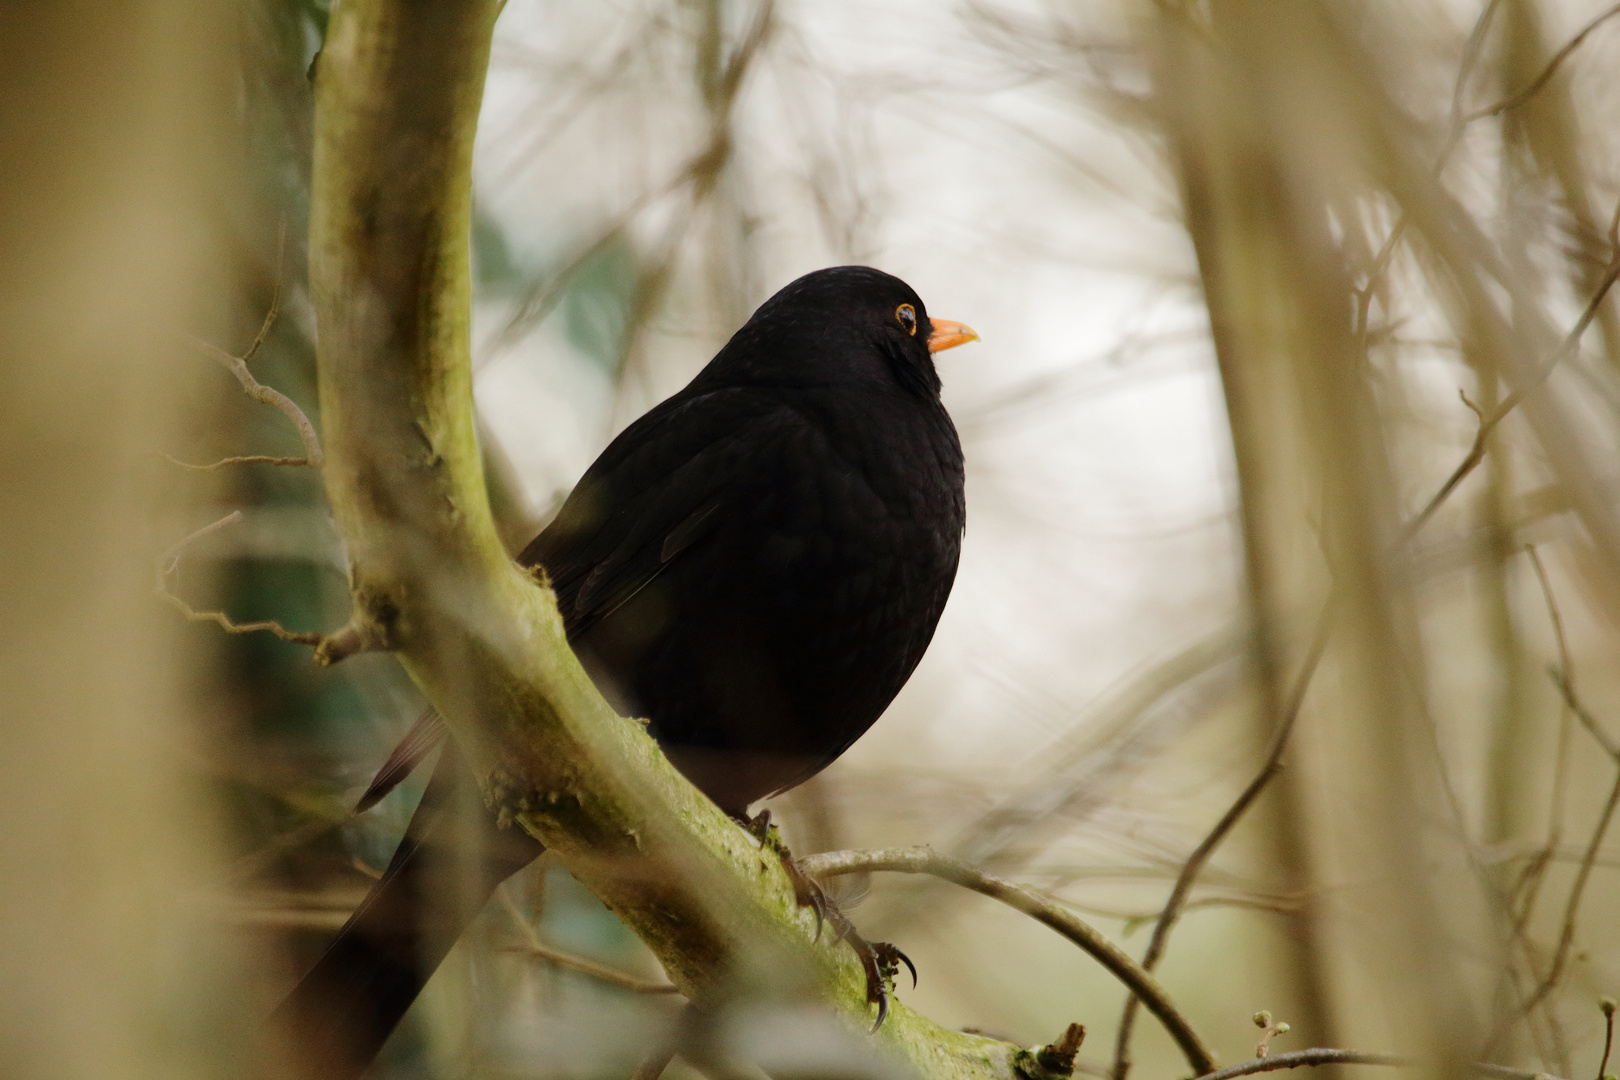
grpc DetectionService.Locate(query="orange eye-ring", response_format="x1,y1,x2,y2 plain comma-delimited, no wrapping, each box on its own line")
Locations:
895,303,917,335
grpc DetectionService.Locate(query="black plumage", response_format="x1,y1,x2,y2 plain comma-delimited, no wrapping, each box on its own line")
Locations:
275,266,972,1079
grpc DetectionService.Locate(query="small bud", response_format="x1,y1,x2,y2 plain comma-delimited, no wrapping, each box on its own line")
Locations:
1253,1011,1272,1028
1601,996,1617,1017
1031,1023,1086,1079
1274,1023,1291,1035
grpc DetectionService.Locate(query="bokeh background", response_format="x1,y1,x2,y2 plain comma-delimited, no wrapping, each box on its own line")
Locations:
8,0,1620,1077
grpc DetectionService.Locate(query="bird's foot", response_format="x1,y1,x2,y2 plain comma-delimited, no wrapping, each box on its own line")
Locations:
838,926,917,1032
736,810,830,936
734,810,915,1031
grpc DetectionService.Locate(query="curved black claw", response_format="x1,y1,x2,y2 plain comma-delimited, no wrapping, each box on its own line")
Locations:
879,942,918,990
731,810,916,1028
840,929,919,1032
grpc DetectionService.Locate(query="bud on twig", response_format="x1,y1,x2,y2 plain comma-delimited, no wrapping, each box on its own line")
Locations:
1253,1012,1290,1058
1020,1023,1087,1080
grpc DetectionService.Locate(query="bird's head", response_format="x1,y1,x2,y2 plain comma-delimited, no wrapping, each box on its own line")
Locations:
709,266,978,398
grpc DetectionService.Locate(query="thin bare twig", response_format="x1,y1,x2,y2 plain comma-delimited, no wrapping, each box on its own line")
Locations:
1088,892,1301,929
496,885,679,995
177,220,322,469
190,336,324,469
1352,0,1501,340
1355,0,1617,341
1550,668,1620,762
163,452,315,471
1485,543,1620,1052
1533,538,1620,761
232,814,351,881
798,846,1217,1076
1514,546,1574,947
1405,230,1620,543
1111,606,1334,1079
1115,224,1620,1077
1111,242,1620,1076
494,1,773,357
1526,546,1575,687
1463,2,1620,123
1195,1049,1570,1080
155,511,323,645
1195,1049,1404,1080
1597,998,1616,1080
245,220,288,366
1514,762,1620,1023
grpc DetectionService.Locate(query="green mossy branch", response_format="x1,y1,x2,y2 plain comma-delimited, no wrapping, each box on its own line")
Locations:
304,1,1065,1076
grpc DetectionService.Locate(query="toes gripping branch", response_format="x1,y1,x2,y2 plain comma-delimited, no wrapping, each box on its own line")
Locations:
741,811,915,1031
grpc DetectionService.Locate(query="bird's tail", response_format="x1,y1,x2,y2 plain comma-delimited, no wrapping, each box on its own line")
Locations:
272,737,546,1080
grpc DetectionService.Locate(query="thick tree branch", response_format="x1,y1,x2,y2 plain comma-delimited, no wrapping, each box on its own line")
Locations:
305,2,1034,1076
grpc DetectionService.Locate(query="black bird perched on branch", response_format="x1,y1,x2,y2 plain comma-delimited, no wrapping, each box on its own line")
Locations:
274,266,977,1079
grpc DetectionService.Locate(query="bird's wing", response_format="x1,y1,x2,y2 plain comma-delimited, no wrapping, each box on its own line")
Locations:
351,390,801,809
519,387,809,640
353,707,447,813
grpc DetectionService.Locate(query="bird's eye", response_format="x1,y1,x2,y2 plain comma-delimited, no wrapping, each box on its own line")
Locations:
895,303,917,335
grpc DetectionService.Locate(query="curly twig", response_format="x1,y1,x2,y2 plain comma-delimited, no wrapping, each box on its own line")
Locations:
164,452,314,471
155,511,323,645
797,846,1216,1076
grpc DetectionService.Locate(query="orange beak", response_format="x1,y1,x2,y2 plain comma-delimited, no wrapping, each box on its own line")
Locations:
927,319,980,353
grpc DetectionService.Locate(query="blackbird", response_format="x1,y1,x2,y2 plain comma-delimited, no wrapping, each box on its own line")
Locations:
274,266,976,1079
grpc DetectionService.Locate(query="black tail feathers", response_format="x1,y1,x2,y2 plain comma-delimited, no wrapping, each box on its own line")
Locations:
272,740,544,1080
